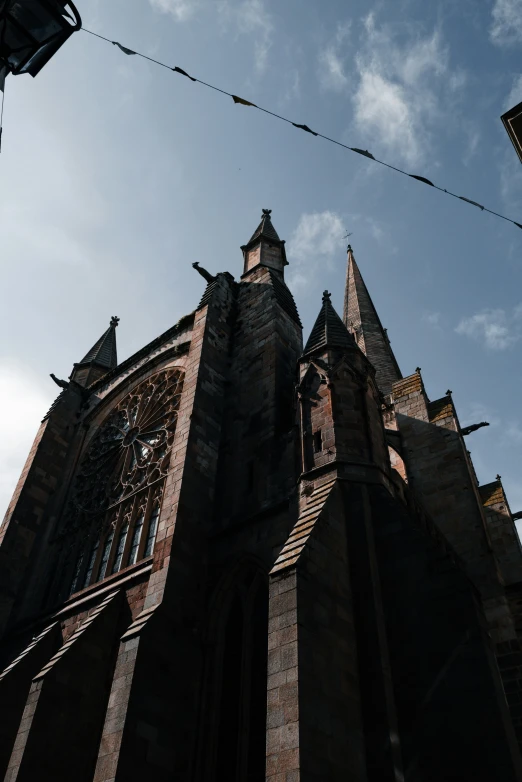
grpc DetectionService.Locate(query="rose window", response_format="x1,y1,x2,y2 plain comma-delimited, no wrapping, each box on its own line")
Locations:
74,369,183,515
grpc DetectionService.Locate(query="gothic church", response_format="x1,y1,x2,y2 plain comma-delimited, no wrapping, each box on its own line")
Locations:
1,210,522,782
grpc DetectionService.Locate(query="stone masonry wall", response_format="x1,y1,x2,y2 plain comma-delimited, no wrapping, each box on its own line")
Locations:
0,387,84,636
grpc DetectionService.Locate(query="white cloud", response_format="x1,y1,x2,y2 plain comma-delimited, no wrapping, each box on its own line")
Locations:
505,74,522,110
463,129,480,166
319,22,351,91
455,305,522,350
491,0,522,46
282,69,300,103
149,0,198,21
352,16,456,166
218,0,273,72
422,311,443,331
0,363,55,523
287,211,345,290
462,401,501,428
149,0,273,71
506,420,522,443
354,71,422,164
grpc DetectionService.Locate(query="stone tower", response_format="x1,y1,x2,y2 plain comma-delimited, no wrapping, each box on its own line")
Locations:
1,212,522,782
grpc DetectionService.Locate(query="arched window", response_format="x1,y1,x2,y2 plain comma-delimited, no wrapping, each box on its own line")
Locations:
204,566,269,782
65,368,184,595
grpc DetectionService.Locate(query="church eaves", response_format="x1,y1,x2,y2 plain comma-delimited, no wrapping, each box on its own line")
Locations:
304,291,355,355
343,245,401,395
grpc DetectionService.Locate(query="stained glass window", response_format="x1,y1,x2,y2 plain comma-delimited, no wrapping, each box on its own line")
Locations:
128,510,145,567
144,501,161,558
98,530,114,581
83,538,99,588
112,522,129,574
65,367,183,596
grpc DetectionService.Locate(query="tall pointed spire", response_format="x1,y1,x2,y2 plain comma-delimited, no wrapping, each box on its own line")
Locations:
241,208,288,277
343,246,401,395
70,316,119,387
304,291,355,354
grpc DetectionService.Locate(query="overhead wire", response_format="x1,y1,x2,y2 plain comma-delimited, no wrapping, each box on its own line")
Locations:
81,27,522,233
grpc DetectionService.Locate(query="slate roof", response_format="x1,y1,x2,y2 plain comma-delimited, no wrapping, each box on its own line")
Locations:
479,481,504,507
304,291,355,354
271,479,337,575
270,270,302,326
78,317,119,370
428,396,454,424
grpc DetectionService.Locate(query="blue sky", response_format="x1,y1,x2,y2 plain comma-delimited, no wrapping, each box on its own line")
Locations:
1,0,522,527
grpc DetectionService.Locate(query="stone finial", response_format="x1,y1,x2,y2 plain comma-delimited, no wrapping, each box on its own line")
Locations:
446,389,452,396
262,208,272,217
110,316,120,328
322,290,331,302
347,244,353,253
496,474,502,482
415,367,422,374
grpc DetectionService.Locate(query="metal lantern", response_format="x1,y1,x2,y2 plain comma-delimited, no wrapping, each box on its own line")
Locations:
501,101,522,164
0,0,81,79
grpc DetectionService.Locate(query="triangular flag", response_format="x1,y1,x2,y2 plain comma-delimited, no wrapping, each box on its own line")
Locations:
459,196,484,210
112,42,136,56
409,174,434,186
350,147,375,160
232,95,257,107
292,123,317,136
173,66,196,82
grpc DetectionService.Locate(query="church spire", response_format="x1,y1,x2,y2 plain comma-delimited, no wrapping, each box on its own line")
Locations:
241,208,288,277
70,316,119,387
343,245,401,395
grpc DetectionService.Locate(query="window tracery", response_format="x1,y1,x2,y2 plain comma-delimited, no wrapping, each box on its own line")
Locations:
66,368,183,596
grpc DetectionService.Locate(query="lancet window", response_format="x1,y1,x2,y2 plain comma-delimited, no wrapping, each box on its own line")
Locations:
67,368,183,596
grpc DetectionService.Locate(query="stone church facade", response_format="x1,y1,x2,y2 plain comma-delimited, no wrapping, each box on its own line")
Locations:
1,210,522,781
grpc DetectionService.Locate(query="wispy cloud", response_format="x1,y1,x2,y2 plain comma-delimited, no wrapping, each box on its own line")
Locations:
218,0,273,72
149,0,198,22
318,22,351,91
0,363,54,521
506,420,522,443
462,401,501,428
149,0,273,72
351,14,457,166
463,129,480,166
490,0,522,46
287,210,345,290
505,74,522,109
423,311,443,331
455,305,522,349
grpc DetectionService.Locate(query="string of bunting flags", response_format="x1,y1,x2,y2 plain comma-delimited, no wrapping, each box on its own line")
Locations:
84,28,522,233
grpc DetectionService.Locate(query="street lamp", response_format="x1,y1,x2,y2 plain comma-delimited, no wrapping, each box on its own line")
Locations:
0,0,81,80
501,101,522,164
